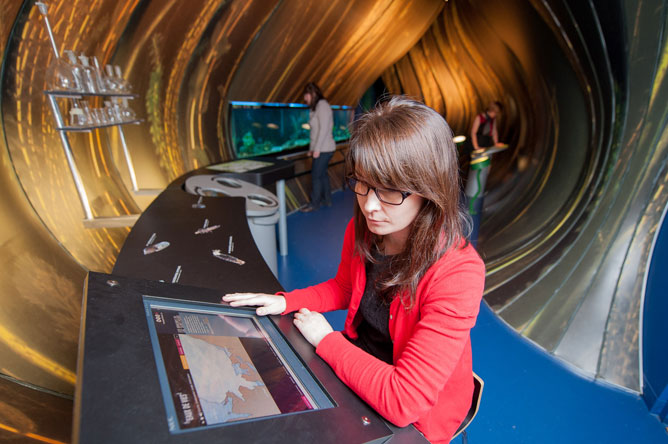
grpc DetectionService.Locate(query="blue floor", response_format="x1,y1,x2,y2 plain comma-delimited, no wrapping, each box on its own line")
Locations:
277,189,668,443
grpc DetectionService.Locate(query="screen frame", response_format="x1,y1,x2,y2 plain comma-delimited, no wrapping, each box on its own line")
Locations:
142,295,335,434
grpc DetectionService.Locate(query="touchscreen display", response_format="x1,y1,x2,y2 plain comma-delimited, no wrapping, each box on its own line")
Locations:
143,296,332,433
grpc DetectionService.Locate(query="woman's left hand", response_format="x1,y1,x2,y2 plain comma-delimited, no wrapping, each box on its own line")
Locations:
293,308,333,347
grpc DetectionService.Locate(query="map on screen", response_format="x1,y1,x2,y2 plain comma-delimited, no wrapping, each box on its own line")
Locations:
143,297,323,433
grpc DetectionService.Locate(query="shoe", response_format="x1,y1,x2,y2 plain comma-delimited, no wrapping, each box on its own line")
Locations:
324,200,332,207
300,204,318,213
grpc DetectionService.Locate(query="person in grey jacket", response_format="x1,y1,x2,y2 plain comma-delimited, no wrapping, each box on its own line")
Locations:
301,82,336,212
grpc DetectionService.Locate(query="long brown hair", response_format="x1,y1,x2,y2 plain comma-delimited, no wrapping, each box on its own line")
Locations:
346,96,470,308
303,82,325,110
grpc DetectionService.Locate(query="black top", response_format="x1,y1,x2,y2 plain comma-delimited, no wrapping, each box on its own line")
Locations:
475,112,495,148
348,248,394,364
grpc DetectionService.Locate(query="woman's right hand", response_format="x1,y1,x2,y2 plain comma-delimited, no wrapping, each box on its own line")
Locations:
222,293,286,316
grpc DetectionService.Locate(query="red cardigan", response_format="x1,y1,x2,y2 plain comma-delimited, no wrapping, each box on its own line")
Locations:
281,220,485,443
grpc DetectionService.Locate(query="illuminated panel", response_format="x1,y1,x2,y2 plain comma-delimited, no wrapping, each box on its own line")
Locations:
227,101,353,158
143,296,333,433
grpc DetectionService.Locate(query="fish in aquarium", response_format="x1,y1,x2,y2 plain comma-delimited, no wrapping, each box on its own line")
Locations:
229,102,352,158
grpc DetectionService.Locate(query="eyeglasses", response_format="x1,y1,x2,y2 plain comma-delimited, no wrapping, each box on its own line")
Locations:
346,177,411,205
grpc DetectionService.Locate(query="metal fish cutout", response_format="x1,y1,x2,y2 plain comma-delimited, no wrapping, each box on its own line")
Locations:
212,249,245,265
144,241,170,255
195,224,220,235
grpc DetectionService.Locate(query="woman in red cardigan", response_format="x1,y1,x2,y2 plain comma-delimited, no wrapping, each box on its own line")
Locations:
224,96,485,443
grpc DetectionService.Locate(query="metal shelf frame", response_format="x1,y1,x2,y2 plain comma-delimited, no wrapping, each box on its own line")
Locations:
37,2,160,228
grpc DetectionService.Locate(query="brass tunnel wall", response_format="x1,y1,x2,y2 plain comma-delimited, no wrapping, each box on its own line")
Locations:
383,0,668,391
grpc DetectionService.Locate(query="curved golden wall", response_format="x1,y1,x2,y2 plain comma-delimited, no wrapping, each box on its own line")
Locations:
384,0,668,391
382,0,560,197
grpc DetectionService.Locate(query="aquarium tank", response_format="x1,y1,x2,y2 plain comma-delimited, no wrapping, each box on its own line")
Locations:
228,101,354,159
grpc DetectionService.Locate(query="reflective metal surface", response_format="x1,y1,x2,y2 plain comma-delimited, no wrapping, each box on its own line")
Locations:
227,0,443,105
0,374,71,443
2,1,141,268
0,0,85,398
383,0,668,392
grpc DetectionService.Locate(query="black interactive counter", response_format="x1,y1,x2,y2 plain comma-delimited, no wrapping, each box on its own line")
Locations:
74,172,428,443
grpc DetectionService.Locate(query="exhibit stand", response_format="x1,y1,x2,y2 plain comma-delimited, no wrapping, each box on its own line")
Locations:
184,174,281,277
207,158,294,257
74,273,398,443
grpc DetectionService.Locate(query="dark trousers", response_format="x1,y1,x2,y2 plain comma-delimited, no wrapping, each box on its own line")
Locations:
310,151,334,208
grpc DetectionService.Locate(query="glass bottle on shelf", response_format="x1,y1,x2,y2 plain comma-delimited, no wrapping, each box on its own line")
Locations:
104,101,116,124
111,98,123,122
77,55,98,93
105,65,121,92
92,107,109,125
46,54,78,92
114,65,131,93
92,57,108,94
81,102,93,126
64,50,84,92
98,108,110,125
120,98,136,121
69,100,87,127
89,107,100,125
